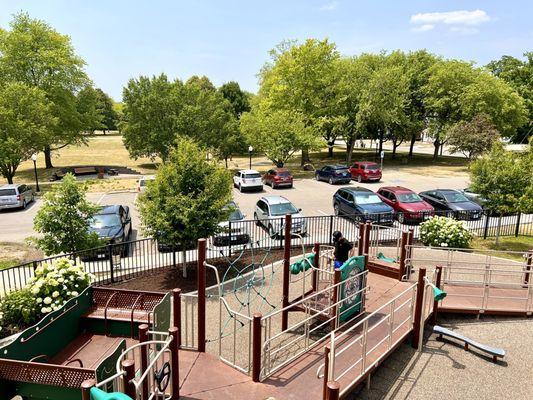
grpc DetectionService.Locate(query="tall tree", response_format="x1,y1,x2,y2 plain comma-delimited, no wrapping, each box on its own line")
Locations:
94,88,118,133
76,86,104,133
0,13,91,168
0,82,56,183
219,81,251,118
446,114,501,160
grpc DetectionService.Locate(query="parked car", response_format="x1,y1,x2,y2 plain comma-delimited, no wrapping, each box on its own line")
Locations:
349,161,382,183
0,184,34,210
315,165,351,185
460,187,486,206
254,196,307,238
332,187,395,225
418,189,483,220
88,205,132,255
377,186,434,224
213,201,250,246
137,176,155,192
233,170,263,192
262,168,293,189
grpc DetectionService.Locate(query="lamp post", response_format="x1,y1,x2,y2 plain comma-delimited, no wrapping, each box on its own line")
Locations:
31,154,40,192
248,145,253,169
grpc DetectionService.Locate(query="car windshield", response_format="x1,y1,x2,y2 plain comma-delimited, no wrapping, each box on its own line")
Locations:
270,202,299,216
354,194,382,205
443,192,470,203
364,164,379,171
334,168,349,174
245,173,261,179
397,193,423,203
277,171,291,177
0,189,16,196
91,214,121,228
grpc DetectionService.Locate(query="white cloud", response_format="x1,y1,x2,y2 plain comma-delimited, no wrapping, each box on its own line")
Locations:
320,1,338,11
410,9,490,34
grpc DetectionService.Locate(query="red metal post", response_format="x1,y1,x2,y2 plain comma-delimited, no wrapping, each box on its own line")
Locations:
252,313,263,382
357,223,365,256
331,269,341,329
412,268,426,349
169,327,180,399
139,324,149,400
197,238,206,352
322,345,331,400
122,359,136,399
313,242,320,292
431,266,443,325
281,214,292,331
81,379,96,400
524,250,532,286
326,380,340,400
172,288,182,348
398,231,408,281
363,221,371,255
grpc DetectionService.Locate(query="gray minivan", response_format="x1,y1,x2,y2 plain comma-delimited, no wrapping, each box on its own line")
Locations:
0,184,34,210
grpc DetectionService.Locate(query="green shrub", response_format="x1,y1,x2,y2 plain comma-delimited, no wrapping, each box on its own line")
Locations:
0,289,39,339
419,216,473,248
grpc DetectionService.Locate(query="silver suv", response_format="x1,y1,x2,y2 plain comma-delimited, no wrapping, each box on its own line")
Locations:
254,195,306,238
0,184,34,210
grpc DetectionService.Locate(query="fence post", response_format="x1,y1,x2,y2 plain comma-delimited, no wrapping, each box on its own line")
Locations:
122,359,136,399
107,244,115,283
331,269,341,330
329,215,334,245
139,324,149,400
483,210,491,239
228,219,232,258
431,266,443,325
514,212,521,237
252,313,262,382
81,379,96,400
313,242,320,292
363,221,371,255
172,249,177,270
282,214,292,331
169,326,180,399
412,268,426,349
172,288,182,348
322,345,330,400
357,223,365,256
398,231,408,281
197,238,206,352
325,380,340,400
524,250,533,287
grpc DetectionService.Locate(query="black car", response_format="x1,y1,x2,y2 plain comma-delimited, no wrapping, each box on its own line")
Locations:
332,187,395,225
88,205,132,255
418,189,483,220
315,165,352,185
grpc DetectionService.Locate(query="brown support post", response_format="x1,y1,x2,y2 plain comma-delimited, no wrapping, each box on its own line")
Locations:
331,269,342,329
313,242,320,292
169,327,180,399
398,231,408,281
197,238,206,352
122,359,136,399
357,223,365,256
322,345,330,400
524,250,533,286
412,268,426,349
252,313,263,382
81,379,96,400
326,380,340,400
363,221,371,255
172,288,182,348
139,324,149,400
281,214,292,331
431,266,443,325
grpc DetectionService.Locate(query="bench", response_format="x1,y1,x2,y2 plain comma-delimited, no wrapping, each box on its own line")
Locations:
73,166,97,175
433,325,505,362
83,287,166,337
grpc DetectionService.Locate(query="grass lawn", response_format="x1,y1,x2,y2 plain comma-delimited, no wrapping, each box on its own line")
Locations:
0,242,43,270
470,235,533,261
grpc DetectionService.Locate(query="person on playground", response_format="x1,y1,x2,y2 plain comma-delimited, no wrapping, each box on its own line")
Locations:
332,230,353,269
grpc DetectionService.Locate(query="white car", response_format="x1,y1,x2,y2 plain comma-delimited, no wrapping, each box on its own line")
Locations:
137,176,155,192
233,170,263,192
254,195,307,238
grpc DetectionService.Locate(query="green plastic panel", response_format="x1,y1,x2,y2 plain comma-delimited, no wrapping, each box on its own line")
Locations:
153,292,171,333
338,256,366,322
95,339,126,389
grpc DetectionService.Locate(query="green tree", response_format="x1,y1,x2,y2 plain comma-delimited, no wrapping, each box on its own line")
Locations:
76,86,104,133
219,81,251,118
137,137,232,255
95,88,118,133
0,12,91,168
0,82,55,183
446,114,501,160
32,174,101,255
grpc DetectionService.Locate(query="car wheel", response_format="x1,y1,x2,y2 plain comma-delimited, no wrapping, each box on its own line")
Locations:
268,224,276,239
22,200,27,209
315,174,320,181
121,240,129,257
289,184,293,189
329,177,334,185
357,175,362,183
272,182,277,189
239,183,243,192
334,204,340,216
254,213,261,226
397,212,405,224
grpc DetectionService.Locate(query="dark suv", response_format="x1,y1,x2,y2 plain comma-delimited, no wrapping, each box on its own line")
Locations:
333,187,394,225
88,205,132,255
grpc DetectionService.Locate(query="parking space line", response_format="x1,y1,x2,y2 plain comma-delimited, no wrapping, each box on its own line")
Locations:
96,193,107,205
317,209,328,216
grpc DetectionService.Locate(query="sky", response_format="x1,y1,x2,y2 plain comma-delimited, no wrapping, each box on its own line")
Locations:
1,1,531,100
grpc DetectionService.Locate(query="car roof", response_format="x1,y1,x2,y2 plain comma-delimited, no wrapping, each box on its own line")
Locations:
239,169,260,174
324,164,348,169
354,161,378,165
260,195,292,205
0,184,19,189
96,205,121,214
340,187,374,194
379,186,414,193
272,167,290,172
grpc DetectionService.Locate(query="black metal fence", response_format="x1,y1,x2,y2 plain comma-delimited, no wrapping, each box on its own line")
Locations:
1,210,531,299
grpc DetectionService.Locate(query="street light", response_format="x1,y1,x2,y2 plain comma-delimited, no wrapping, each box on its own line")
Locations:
31,154,40,192
248,145,253,169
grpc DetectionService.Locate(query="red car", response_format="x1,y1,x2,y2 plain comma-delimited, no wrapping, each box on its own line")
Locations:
377,186,434,224
349,162,382,183
262,168,293,189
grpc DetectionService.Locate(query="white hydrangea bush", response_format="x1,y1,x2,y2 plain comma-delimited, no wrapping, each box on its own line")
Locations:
419,216,473,248
28,258,93,315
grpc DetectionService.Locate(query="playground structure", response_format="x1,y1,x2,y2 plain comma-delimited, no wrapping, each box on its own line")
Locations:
0,213,531,399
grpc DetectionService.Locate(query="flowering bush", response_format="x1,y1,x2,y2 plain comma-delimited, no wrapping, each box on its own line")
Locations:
0,289,39,339
419,216,473,248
